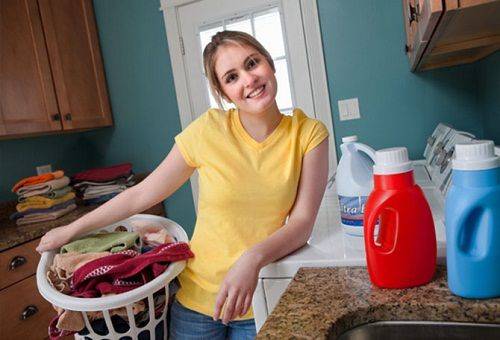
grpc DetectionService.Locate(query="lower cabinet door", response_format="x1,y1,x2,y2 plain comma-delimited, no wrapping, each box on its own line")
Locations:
0,275,54,340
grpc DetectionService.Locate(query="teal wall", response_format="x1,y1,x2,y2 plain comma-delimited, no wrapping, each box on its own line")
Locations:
0,134,100,199
317,0,484,159
87,0,197,234
1,0,498,237
477,52,500,144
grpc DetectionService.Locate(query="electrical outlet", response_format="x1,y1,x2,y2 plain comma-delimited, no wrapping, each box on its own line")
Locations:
36,164,52,175
338,98,361,121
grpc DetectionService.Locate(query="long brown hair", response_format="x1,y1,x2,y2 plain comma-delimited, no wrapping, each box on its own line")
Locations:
202,30,275,109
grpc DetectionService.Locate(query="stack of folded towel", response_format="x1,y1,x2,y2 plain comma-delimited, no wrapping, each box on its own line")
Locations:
10,171,76,225
71,163,135,205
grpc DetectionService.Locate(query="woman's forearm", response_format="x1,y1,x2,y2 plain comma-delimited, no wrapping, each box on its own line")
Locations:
36,146,194,253
66,185,152,238
245,216,314,270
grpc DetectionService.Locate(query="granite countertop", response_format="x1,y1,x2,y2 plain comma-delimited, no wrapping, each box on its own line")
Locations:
257,266,500,339
0,200,97,251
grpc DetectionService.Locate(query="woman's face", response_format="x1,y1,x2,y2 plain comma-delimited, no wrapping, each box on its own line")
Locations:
214,43,277,115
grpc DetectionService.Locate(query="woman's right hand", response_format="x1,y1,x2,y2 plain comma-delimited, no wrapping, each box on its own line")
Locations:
36,225,76,253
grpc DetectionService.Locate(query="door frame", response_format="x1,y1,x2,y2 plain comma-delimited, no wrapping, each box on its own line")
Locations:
160,0,337,206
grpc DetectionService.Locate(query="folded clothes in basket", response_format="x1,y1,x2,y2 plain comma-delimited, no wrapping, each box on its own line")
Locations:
47,252,111,294
60,231,141,254
132,222,177,246
47,242,194,340
51,298,146,332
71,242,194,297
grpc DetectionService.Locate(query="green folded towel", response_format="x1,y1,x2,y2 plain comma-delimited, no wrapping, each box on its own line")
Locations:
60,231,140,254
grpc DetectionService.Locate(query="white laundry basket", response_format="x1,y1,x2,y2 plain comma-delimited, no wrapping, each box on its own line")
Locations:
36,214,189,340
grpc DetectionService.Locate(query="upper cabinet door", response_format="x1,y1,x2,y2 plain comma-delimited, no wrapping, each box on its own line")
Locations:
0,0,61,137
420,0,500,71
403,0,500,71
403,0,444,71
38,0,113,130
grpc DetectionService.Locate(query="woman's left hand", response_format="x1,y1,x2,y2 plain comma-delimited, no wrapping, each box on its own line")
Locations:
213,251,260,324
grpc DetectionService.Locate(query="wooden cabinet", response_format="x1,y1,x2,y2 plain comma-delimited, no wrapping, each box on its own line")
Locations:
0,0,112,139
0,239,54,340
403,0,500,71
0,0,61,136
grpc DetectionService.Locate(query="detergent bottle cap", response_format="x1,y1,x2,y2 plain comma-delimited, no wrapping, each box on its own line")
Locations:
453,140,499,171
373,147,412,175
342,135,358,143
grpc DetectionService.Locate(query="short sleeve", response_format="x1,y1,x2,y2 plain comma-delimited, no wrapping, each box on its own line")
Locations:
174,114,206,168
303,119,329,154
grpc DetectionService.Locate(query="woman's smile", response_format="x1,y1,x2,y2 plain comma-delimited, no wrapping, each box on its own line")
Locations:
246,84,266,99
215,44,278,115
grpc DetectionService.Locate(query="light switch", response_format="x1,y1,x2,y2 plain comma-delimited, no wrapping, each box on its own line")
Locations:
36,164,52,175
338,98,361,121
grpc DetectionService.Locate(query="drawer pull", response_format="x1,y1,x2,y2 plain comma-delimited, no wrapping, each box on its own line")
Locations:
9,256,27,270
408,2,420,24
20,305,38,320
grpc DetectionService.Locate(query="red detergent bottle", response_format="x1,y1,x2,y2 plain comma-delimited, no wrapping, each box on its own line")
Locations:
364,147,437,288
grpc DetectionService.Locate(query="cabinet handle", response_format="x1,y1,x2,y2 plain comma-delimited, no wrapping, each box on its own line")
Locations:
64,113,72,121
408,2,420,24
20,305,38,320
9,256,27,270
51,113,61,121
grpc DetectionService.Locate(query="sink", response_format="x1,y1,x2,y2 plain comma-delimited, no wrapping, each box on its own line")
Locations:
338,321,500,340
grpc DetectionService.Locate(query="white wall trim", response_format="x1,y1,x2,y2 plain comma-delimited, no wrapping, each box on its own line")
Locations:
300,0,338,168
160,0,200,207
161,0,198,10
160,0,337,207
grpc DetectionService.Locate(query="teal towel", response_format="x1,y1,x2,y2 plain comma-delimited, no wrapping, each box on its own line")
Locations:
60,232,140,254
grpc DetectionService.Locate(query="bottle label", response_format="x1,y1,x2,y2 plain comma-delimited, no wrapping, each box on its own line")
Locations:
338,195,367,227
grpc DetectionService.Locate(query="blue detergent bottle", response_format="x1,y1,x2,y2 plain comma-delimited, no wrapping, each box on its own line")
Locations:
446,140,500,298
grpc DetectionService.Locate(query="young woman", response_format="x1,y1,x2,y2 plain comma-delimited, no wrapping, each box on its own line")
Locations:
37,31,329,339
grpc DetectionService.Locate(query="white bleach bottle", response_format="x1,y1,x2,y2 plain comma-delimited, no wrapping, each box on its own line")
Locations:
336,136,376,248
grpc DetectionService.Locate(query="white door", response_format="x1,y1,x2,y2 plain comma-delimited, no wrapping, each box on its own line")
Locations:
161,0,336,207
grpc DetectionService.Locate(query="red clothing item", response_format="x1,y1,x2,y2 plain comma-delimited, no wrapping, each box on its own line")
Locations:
71,242,194,297
71,163,133,183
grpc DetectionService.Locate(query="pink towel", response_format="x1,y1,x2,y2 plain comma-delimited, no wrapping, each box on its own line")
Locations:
71,163,133,183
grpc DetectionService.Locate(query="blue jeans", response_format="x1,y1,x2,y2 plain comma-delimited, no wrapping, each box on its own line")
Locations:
169,299,256,339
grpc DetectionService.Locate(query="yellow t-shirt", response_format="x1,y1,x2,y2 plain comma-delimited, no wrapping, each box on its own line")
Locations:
174,107,328,319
